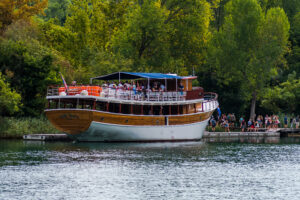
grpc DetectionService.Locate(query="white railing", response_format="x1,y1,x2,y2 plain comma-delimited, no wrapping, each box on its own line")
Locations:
101,88,187,101
202,92,219,112
47,86,187,102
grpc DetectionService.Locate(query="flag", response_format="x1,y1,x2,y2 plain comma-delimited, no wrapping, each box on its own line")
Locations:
59,72,68,94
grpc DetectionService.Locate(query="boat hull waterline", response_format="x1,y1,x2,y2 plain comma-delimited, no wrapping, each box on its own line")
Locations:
69,120,209,142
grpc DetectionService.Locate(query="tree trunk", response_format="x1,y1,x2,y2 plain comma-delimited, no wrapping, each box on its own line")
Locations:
250,90,257,121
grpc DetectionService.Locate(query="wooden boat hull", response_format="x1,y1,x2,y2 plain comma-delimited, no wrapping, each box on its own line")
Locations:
45,109,213,142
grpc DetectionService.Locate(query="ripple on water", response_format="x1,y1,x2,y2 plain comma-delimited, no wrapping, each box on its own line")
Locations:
0,140,300,200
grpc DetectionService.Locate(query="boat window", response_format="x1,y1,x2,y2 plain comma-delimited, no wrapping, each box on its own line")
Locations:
132,105,142,115
143,105,151,115
153,106,161,115
171,105,179,115
122,104,130,114
96,101,106,111
48,99,58,109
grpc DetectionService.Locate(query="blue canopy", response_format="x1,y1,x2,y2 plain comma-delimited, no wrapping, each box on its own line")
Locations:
92,72,182,80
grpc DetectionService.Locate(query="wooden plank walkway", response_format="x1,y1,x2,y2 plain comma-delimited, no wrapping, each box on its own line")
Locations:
23,134,71,141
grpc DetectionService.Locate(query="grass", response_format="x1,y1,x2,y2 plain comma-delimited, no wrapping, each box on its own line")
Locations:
0,116,61,139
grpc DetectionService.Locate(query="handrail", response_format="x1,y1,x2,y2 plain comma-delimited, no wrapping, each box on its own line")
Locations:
203,92,218,101
46,86,218,104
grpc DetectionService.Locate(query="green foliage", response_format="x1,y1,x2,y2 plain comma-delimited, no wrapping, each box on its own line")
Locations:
208,0,290,118
0,116,61,138
0,39,59,116
113,0,213,74
42,0,71,25
0,73,22,116
262,72,300,113
287,12,300,77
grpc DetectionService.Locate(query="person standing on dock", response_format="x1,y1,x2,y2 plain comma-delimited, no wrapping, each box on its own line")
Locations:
239,116,244,128
211,117,217,132
290,117,293,128
284,115,288,128
296,116,300,129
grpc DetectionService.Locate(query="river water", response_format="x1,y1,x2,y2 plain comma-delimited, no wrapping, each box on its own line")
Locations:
1,138,300,200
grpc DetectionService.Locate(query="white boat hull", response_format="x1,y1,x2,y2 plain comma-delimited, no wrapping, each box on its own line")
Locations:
69,119,210,142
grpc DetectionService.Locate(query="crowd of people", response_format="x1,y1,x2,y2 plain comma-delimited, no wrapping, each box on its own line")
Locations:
101,80,184,93
209,114,300,132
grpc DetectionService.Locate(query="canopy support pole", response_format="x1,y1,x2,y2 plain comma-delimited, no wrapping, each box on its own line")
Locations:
165,78,167,91
176,78,178,101
90,78,93,85
118,72,120,83
147,78,150,101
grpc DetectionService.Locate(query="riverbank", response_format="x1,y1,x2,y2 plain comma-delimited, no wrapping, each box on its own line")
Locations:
0,117,61,139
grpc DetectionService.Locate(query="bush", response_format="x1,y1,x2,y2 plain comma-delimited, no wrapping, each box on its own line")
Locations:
0,116,61,138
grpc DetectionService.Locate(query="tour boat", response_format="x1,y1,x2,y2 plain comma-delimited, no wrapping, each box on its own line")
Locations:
45,72,218,142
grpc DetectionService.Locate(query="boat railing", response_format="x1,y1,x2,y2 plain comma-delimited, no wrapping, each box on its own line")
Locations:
202,92,219,112
47,86,189,101
47,86,218,107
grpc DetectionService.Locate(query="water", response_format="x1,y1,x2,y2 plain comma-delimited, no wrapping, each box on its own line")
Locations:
1,139,300,200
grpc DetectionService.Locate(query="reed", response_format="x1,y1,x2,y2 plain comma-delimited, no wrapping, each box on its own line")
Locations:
0,116,61,138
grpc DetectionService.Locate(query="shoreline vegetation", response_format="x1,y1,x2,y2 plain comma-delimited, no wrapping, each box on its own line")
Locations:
0,117,61,139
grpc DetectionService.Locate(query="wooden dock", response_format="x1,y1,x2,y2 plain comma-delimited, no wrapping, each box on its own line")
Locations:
23,129,299,142
23,134,71,141
277,128,300,137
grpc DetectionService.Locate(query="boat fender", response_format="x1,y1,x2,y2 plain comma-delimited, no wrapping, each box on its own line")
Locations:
80,90,88,96
59,92,66,96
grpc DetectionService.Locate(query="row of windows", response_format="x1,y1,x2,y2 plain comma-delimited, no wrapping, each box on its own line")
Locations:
47,99,202,115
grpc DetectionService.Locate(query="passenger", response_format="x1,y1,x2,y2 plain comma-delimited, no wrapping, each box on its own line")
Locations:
124,81,131,90
152,84,158,92
179,82,184,95
160,83,165,92
132,81,137,94
109,81,116,89
102,81,108,88
118,81,123,88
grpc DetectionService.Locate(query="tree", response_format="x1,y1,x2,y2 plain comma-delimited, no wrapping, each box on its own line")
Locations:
209,0,290,120
42,0,70,25
0,39,59,116
0,0,48,33
262,72,300,114
287,12,300,77
0,72,21,116
112,0,214,74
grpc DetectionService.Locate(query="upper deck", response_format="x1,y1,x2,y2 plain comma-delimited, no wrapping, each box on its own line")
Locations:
46,85,205,103
46,72,218,114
